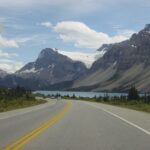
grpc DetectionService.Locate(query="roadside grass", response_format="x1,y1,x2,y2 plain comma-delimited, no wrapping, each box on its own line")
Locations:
79,99,150,113
0,98,47,112
64,97,150,113
98,100,150,113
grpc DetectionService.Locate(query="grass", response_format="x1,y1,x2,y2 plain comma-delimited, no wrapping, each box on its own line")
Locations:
0,97,47,112
66,97,150,113
101,100,150,113
78,98,150,113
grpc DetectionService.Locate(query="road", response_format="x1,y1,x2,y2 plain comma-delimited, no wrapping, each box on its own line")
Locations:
0,99,150,150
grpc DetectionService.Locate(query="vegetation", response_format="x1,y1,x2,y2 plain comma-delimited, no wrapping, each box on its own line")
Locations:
45,86,150,113
0,86,46,112
128,86,139,100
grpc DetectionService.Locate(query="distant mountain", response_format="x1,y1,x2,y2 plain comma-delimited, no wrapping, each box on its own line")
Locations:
0,69,8,78
72,24,150,92
1,24,150,92
0,48,87,90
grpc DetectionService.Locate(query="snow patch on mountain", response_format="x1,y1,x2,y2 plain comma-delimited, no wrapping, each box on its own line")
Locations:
131,44,137,48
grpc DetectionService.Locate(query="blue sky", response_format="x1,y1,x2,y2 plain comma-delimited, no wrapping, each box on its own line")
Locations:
0,0,150,72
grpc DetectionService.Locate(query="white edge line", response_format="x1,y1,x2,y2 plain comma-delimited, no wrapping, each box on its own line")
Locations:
85,102,150,136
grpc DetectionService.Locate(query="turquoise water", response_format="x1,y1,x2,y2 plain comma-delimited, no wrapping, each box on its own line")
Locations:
35,91,127,98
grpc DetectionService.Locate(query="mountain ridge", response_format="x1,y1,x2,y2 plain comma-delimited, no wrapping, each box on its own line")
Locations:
72,24,150,92
0,25,150,92
0,48,88,90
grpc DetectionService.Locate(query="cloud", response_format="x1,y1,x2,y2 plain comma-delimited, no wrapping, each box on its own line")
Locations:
0,61,23,73
0,50,18,58
58,50,105,67
43,21,135,49
0,35,37,48
117,29,137,38
1,0,149,17
0,0,101,12
14,35,39,45
0,50,23,73
0,23,5,33
41,22,53,28
0,35,19,48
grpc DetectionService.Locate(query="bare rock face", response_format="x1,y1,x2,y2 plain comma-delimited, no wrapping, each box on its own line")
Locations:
93,24,150,71
73,25,150,92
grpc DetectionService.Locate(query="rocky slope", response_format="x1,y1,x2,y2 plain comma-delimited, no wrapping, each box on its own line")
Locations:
72,24,150,92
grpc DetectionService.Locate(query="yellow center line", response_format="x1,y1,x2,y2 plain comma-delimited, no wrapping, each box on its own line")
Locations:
4,101,72,150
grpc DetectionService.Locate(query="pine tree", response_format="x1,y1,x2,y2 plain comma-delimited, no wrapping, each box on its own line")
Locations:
128,86,139,100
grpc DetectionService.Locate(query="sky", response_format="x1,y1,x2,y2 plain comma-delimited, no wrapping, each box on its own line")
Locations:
0,0,150,72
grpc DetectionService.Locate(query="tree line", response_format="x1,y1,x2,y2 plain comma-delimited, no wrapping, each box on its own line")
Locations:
46,86,150,103
0,86,33,101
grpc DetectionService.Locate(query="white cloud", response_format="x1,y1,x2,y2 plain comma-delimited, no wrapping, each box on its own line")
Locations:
0,0,150,17
0,0,101,12
117,29,137,38
0,17,7,23
0,62,23,73
58,50,105,68
44,21,135,49
15,37,32,43
0,50,18,58
14,35,38,45
0,23,5,33
0,35,19,48
0,50,23,73
0,0,148,9
41,22,53,28
0,35,38,48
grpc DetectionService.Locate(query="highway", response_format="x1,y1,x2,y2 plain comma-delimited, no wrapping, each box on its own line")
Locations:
0,99,150,150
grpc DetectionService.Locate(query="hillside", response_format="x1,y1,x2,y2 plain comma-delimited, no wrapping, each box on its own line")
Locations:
72,24,150,92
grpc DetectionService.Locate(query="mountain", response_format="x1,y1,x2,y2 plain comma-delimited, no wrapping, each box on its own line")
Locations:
1,25,150,92
0,48,87,90
0,70,8,78
72,24,150,92
97,44,113,52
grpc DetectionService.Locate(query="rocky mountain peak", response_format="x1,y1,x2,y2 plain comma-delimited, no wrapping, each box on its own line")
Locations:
38,48,58,59
14,47,88,89
144,24,150,31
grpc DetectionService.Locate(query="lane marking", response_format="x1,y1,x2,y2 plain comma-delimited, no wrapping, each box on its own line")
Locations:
85,102,150,136
4,101,72,150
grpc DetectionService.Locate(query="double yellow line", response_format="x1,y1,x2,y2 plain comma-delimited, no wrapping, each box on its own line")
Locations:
4,101,72,150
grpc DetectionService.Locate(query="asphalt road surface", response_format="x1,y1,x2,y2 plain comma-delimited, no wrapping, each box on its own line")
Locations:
0,99,150,150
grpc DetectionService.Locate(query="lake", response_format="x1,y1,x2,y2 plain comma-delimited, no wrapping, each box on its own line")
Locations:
35,91,127,98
